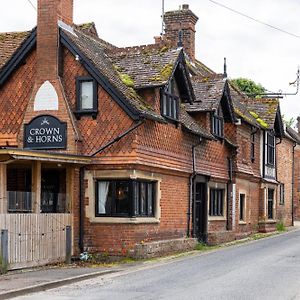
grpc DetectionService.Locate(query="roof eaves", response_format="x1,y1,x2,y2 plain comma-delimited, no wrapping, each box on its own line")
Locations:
0,27,36,86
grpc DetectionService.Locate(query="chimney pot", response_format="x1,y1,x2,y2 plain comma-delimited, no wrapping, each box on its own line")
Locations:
182,4,189,10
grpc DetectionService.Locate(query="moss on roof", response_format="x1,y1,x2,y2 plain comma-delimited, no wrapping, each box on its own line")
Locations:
249,111,259,119
119,73,135,87
256,118,268,128
160,63,173,81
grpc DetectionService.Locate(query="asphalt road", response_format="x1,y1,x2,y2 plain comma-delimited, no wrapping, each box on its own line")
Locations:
17,229,300,300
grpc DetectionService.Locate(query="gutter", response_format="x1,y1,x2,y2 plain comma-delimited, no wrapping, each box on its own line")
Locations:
79,166,85,253
90,120,145,157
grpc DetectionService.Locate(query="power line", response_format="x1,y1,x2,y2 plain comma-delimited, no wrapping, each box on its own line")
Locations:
27,0,37,11
207,0,300,40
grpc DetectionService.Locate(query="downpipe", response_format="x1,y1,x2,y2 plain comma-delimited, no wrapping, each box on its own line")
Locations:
187,138,202,237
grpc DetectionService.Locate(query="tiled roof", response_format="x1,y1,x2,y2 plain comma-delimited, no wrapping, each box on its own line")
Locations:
228,83,260,127
0,30,31,69
246,98,279,129
188,59,215,77
185,74,225,112
286,126,300,144
180,109,214,139
109,44,181,89
62,27,165,122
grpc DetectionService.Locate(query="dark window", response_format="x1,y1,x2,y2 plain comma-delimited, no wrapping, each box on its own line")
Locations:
7,168,32,213
279,183,285,205
75,77,98,118
268,188,274,219
239,194,245,221
209,188,224,216
250,133,255,162
96,179,155,217
212,106,224,138
266,132,275,166
41,169,67,213
161,79,179,121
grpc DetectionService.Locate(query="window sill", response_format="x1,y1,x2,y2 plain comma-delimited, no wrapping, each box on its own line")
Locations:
74,110,98,120
259,220,276,224
90,217,160,224
208,216,226,221
239,221,247,225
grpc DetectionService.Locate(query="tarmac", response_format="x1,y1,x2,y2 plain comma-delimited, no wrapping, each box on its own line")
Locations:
1,222,300,300
0,265,122,299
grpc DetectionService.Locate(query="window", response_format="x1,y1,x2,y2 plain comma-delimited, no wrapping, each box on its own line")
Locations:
267,188,274,219
212,106,224,138
96,179,155,217
250,133,255,162
266,132,275,166
7,168,32,213
239,194,245,221
161,79,179,121
279,183,285,205
209,189,224,216
75,77,98,117
41,169,67,213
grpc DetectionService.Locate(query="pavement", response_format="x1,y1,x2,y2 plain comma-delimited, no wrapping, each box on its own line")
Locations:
0,265,120,300
1,222,300,300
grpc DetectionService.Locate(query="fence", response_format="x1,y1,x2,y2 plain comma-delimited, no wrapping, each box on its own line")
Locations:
0,213,72,270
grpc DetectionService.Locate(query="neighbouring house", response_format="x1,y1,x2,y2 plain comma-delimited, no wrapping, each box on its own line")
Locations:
0,0,295,269
288,121,300,221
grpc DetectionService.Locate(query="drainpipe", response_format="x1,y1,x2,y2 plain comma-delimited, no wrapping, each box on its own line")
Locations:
226,157,233,231
79,166,85,253
292,142,296,226
187,138,202,237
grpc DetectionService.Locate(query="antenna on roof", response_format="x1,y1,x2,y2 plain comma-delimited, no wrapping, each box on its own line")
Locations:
161,0,165,36
223,57,228,79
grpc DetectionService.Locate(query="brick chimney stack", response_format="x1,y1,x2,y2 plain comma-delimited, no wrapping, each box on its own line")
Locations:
37,0,73,80
164,4,198,61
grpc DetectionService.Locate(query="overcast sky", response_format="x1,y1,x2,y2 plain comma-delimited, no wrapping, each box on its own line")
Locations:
1,0,300,123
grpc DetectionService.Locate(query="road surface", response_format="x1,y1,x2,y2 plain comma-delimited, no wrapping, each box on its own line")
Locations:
17,229,300,300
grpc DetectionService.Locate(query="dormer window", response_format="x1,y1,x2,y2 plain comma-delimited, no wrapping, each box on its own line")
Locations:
212,106,224,138
75,77,98,118
161,78,179,121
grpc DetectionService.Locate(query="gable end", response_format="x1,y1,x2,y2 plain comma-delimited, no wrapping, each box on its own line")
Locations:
0,28,37,86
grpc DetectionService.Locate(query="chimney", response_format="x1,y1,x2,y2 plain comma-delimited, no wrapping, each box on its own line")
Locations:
37,0,73,81
164,4,198,61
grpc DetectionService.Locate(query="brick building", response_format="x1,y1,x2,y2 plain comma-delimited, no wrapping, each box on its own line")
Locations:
0,1,296,267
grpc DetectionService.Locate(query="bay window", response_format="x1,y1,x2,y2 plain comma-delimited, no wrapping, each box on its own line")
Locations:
96,179,155,217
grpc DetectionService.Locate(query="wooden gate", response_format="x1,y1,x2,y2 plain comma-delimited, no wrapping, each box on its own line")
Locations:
0,213,72,270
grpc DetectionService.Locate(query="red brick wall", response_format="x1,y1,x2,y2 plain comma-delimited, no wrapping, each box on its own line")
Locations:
62,47,136,157
80,173,189,255
294,146,300,220
277,137,293,226
235,179,260,237
0,50,36,143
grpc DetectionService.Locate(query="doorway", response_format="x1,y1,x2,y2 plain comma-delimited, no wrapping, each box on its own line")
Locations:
194,182,208,242
41,168,67,213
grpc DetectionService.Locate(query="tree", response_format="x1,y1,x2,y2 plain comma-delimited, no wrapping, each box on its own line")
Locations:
282,114,296,128
231,78,266,97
